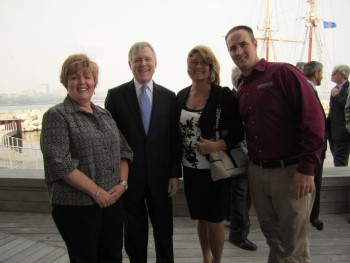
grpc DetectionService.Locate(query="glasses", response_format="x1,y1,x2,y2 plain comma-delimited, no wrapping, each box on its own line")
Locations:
190,61,210,67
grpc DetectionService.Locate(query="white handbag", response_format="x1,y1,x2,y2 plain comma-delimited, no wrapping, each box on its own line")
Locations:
209,106,248,181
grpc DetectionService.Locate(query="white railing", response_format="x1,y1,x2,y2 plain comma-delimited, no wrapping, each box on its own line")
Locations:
0,131,43,169
0,121,18,132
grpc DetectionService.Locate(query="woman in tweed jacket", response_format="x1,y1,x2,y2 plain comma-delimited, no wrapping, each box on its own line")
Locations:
40,54,133,263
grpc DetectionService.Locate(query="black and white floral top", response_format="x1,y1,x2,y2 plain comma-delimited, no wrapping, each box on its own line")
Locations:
179,107,210,169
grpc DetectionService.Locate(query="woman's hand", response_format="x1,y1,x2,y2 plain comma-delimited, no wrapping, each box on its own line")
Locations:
197,137,215,155
93,187,115,208
63,169,114,208
108,185,126,203
197,137,227,155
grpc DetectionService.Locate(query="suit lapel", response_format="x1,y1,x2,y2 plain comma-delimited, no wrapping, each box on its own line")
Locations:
123,81,145,134
340,81,349,97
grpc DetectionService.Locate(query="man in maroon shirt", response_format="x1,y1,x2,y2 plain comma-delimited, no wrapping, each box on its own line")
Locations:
225,25,325,263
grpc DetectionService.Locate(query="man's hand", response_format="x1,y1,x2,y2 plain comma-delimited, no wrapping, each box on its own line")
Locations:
331,86,340,97
293,171,315,199
168,178,179,197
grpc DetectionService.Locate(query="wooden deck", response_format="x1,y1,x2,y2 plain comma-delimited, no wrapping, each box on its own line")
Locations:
0,211,349,263
0,145,349,262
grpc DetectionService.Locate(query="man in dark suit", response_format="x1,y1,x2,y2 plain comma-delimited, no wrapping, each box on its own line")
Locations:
304,61,326,231
346,91,350,134
327,65,350,166
105,42,181,263
228,67,257,251
346,91,350,224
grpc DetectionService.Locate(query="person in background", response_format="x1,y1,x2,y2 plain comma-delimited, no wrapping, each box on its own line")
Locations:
346,90,350,134
177,45,244,263
303,61,327,231
41,54,133,263
346,90,350,131
296,61,306,72
326,64,350,166
345,80,350,224
105,42,181,263
225,25,324,263
228,66,257,251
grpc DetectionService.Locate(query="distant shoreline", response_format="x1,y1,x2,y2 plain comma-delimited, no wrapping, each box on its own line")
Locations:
0,99,105,113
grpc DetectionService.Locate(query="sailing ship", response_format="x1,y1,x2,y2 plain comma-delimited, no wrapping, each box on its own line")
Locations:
255,0,337,103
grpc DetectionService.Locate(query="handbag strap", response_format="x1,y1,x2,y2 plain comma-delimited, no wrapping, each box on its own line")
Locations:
215,105,221,130
214,105,222,141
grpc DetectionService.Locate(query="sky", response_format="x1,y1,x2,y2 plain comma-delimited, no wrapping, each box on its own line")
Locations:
0,0,348,100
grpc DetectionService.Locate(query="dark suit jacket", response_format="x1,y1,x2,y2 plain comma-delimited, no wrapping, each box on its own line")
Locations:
327,80,350,142
105,80,181,199
308,81,327,159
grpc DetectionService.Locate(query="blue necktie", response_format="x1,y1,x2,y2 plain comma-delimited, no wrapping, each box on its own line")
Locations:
140,85,151,134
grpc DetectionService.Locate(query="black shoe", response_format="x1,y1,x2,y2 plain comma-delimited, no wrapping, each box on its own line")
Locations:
229,238,257,251
311,219,324,230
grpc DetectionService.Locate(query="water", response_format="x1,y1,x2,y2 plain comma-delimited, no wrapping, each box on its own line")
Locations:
0,104,53,113
0,99,105,113
23,131,41,148
1,100,104,146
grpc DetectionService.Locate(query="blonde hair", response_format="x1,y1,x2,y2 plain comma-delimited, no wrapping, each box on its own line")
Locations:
187,45,220,85
60,54,99,89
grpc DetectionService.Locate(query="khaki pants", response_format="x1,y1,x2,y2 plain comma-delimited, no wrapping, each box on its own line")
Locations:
248,163,315,263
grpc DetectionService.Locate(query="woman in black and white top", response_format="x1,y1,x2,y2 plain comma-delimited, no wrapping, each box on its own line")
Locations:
177,45,244,263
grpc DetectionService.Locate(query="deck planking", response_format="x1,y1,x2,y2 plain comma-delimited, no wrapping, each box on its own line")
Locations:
0,212,349,263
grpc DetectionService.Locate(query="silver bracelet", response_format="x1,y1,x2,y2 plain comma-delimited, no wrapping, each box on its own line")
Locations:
119,180,128,190
94,187,100,199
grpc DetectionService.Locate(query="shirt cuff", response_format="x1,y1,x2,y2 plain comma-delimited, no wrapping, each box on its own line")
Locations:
297,160,316,176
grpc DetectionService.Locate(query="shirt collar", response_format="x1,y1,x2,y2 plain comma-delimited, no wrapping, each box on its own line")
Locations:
255,58,268,72
63,95,106,115
134,79,154,92
307,79,316,90
245,58,268,79
338,80,347,89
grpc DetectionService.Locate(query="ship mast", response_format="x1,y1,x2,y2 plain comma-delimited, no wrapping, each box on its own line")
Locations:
262,0,272,61
306,0,318,61
256,0,275,61
257,0,303,61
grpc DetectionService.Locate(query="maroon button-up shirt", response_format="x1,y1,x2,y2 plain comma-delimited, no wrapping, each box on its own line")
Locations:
236,59,325,175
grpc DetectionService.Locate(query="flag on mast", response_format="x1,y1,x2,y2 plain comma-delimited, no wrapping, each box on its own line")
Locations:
323,21,336,28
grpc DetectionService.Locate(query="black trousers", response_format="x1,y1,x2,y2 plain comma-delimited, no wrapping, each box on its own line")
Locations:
123,190,174,263
310,158,324,221
229,173,251,240
329,139,350,166
52,202,123,263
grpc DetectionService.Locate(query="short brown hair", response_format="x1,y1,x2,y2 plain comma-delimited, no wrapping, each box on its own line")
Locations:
60,54,99,89
225,25,255,42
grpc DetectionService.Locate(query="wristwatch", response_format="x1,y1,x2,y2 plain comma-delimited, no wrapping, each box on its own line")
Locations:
119,180,128,190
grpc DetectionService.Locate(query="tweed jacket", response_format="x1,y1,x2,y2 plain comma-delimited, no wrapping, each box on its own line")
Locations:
41,96,133,205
